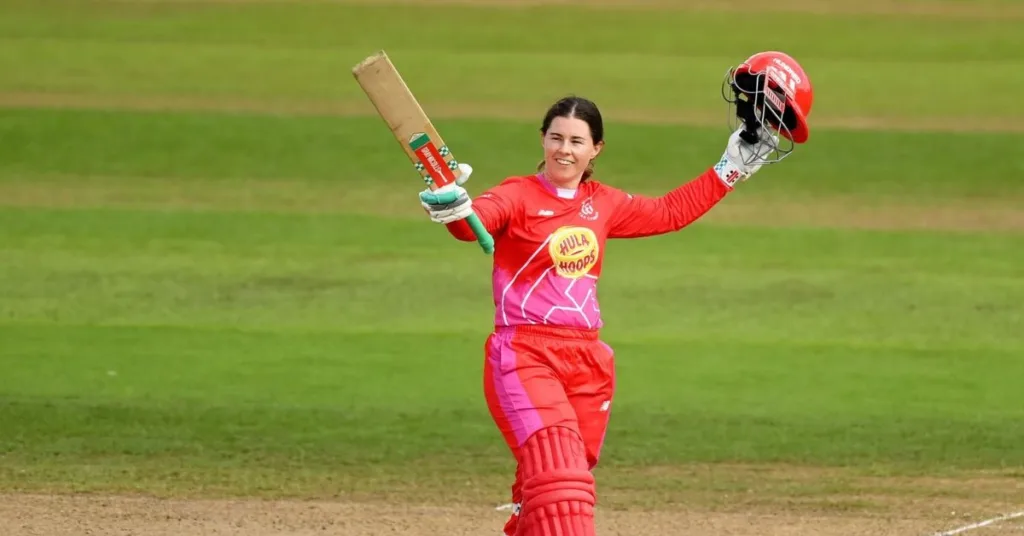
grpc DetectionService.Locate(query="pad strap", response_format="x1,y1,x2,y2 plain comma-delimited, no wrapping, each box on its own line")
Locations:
517,427,596,536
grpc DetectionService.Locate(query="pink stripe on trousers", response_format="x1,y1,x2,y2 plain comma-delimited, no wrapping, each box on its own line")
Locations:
488,329,544,447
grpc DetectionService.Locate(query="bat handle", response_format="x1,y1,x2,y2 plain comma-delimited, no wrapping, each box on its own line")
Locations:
465,213,495,254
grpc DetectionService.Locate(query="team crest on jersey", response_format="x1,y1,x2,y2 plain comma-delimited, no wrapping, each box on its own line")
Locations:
548,226,599,279
579,198,599,221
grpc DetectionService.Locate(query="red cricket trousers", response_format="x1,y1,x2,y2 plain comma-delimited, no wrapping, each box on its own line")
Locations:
483,324,616,536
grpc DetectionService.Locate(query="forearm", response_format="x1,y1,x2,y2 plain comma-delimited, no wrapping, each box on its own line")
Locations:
442,198,507,242
659,167,732,230
445,219,476,241
610,168,730,238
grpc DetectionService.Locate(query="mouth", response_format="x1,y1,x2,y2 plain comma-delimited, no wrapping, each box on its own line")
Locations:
555,158,574,166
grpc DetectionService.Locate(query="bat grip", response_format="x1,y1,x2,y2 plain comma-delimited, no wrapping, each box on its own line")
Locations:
465,213,495,254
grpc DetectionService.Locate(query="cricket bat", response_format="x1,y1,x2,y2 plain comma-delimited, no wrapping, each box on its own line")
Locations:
351,50,495,254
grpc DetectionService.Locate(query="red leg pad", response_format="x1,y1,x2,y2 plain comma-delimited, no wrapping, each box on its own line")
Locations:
516,426,596,536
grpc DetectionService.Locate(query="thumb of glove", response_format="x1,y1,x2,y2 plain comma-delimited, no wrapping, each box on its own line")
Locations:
420,188,459,205
454,163,473,186
729,128,779,167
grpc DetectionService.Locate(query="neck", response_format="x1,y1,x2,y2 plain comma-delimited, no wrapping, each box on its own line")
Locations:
539,172,582,190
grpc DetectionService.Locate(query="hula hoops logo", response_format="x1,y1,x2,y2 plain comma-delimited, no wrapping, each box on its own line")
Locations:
548,226,599,279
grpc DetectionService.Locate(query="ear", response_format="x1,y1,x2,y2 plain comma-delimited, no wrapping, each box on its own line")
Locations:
592,140,604,159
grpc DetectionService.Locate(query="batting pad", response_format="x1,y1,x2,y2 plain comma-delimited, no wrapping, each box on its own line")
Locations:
517,426,596,536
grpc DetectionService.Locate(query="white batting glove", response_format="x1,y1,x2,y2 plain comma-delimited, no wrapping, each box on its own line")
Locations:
419,163,475,224
713,127,780,187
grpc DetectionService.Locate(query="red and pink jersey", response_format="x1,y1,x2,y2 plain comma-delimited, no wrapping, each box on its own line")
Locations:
445,167,731,330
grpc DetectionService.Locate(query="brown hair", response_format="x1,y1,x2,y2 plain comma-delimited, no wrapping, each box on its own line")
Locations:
537,95,604,182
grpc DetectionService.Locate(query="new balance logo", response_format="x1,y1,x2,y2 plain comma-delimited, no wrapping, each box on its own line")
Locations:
537,210,555,216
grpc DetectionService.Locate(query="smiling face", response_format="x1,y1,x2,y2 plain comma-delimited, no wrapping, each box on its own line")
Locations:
537,96,606,189
541,116,603,189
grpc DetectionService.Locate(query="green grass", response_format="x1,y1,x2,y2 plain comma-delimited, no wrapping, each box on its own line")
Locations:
2,207,1022,343
1,1,1023,124
2,207,1022,500
3,108,1023,201
1,0,1022,512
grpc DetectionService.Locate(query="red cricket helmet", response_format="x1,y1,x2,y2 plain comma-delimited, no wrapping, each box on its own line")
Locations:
722,51,814,161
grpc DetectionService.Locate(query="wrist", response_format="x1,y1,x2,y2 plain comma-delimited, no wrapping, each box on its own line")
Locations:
712,153,746,187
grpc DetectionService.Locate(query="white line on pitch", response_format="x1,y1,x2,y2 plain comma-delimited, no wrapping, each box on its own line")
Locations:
932,511,1024,536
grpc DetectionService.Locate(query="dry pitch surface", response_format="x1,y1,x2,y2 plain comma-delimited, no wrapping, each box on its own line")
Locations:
3,489,1024,536
3,461,1023,535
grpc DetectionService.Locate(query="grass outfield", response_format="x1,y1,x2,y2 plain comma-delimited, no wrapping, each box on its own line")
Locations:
1,0,1023,533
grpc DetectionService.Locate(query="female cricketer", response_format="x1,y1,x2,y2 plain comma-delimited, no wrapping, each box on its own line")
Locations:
417,51,811,535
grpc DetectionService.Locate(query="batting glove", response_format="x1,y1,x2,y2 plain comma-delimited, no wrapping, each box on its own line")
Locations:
419,163,476,224
713,127,780,187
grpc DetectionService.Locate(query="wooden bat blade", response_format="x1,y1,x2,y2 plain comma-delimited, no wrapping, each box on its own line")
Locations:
351,49,494,255
351,50,460,189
